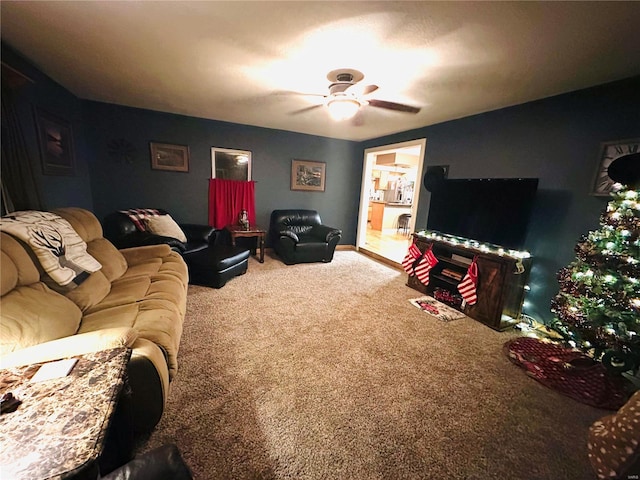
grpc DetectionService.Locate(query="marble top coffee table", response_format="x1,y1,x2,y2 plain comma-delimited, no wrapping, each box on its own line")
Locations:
0,347,131,480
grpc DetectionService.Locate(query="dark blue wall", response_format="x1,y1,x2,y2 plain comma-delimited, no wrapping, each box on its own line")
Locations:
82,102,362,240
361,76,640,323
1,44,93,210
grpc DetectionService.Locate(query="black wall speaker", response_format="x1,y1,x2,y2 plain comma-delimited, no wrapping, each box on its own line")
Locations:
423,165,449,192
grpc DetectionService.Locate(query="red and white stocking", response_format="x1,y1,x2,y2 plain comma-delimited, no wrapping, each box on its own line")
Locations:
415,247,439,286
458,258,478,305
402,243,422,275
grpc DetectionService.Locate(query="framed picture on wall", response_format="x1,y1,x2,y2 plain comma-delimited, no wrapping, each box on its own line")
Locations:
291,159,325,192
150,142,190,172
34,108,76,176
211,147,252,180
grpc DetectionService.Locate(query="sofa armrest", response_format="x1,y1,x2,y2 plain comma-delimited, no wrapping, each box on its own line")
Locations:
310,225,342,243
113,231,186,252
279,230,300,243
0,327,138,369
120,244,173,265
128,338,170,431
180,224,214,244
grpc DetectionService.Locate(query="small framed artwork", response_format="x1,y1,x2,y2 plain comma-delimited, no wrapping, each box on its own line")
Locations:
591,138,639,196
34,108,75,176
150,142,190,172
211,147,252,180
291,159,326,192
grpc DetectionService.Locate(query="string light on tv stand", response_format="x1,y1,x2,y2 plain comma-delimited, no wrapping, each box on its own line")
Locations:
415,230,532,260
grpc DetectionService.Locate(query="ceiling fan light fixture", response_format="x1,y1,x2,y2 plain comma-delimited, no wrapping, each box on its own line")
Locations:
326,96,360,121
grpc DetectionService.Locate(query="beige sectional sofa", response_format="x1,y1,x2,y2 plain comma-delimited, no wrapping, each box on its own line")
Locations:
0,208,188,431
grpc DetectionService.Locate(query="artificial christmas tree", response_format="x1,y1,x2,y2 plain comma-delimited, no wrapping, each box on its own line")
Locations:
550,154,640,374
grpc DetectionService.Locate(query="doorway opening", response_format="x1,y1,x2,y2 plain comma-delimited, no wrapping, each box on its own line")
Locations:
356,139,426,267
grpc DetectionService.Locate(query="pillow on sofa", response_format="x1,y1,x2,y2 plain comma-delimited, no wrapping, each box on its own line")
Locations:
144,215,187,243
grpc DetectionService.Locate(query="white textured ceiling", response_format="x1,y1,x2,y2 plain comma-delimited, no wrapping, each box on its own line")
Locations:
2,1,639,141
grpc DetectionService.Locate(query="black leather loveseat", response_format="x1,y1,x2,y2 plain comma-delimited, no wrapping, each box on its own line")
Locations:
103,209,213,255
269,209,342,265
103,209,250,288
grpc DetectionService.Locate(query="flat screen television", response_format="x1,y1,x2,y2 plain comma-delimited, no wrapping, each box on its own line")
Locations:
426,178,539,251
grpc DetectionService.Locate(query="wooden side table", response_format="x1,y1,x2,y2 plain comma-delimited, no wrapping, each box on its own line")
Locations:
227,225,266,263
0,348,131,480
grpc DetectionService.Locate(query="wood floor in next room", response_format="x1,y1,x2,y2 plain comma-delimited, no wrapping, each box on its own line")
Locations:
362,226,413,265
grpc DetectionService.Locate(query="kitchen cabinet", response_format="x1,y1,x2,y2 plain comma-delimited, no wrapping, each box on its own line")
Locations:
374,171,390,190
376,153,419,167
370,202,385,230
370,202,411,231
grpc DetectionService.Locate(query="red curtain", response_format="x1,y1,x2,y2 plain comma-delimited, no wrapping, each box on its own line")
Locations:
208,179,256,229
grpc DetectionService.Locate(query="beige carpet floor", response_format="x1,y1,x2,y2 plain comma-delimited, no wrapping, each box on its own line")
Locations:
138,251,605,479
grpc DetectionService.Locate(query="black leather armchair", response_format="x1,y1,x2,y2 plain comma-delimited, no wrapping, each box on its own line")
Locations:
269,209,342,265
103,209,213,255
101,443,193,480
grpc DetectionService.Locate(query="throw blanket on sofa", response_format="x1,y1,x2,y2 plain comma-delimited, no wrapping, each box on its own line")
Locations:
0,211,101,287
118,208,163,231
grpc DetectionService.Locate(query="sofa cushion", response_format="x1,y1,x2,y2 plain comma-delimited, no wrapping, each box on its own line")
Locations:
1,251,19,296
122,258,164,279
0,283,82,355
93,276,153,311
121,249,188,288
120,244,172,265
144,215,187,243
80,295,183,378
80,303,139,332
0,233,41,288
55,208,128,282
79,249,187,379
1,232,84,354
64,270,112,312
87,238,127,281
54,207,104,242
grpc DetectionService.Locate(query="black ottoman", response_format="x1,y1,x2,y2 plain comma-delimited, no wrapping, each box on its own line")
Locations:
184,245,250,288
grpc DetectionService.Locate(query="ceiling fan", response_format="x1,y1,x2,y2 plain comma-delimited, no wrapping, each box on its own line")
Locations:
290,69,420,122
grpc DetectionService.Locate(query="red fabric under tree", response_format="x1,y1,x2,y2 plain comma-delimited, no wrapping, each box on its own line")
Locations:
208,178,256,229
505,337,632,410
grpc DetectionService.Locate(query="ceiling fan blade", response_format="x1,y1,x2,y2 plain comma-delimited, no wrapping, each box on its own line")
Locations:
274,90,326,98
344,84,379,96
290,104,324,115
361,84,379,96
368,99,420,114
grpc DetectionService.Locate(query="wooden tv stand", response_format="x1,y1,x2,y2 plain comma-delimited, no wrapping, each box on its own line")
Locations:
407,232,531,331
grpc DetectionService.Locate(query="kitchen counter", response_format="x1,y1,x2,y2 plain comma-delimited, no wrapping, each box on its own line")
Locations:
370,202,412,231
369,201,412,206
